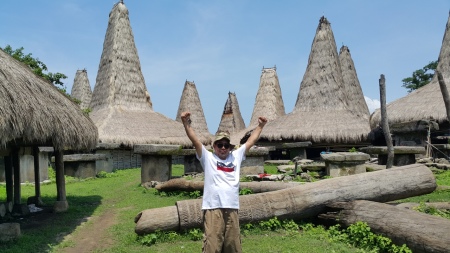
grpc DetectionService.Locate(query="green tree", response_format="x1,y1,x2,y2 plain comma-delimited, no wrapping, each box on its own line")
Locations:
402,60,438,92
1,44,67,87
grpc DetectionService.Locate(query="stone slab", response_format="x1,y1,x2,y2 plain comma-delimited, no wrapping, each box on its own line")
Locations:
134,144,181,155
321,152,370,162
359,146,425,155
0,223,21,242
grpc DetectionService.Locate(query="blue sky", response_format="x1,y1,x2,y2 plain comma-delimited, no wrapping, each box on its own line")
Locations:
1,1,449,133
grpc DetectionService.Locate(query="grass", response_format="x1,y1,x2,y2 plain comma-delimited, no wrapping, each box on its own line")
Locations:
0,166,449,253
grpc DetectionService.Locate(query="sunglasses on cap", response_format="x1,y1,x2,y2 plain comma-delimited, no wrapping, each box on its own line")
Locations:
216,143,231,149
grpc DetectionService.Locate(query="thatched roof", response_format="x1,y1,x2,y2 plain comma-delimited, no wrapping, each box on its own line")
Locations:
339,46,370,120
258,16,370,144
249,66,286,127
216,92,246,135
370,13,450,129
0,49,98,151
70,69,92,110
230,66,285,145
89,1,194,147
175,80,212,141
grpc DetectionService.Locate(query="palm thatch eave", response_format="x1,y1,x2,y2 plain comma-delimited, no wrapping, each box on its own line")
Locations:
0,49,98,151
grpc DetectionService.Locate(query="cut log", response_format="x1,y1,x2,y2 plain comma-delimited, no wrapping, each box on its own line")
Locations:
155,178,302,193
135,163,436,235
319,200,450,253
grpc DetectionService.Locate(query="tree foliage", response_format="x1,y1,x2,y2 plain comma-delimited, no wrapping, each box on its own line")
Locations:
1,44,67,86
402,60,438,92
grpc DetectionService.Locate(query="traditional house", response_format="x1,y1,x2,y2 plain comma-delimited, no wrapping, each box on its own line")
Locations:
70,69,92,110
370,12,450,151
175,80,212,142
256,16,371,158
339,45,370,120
89,1,206,169
216,92,246,135
0,48,98,213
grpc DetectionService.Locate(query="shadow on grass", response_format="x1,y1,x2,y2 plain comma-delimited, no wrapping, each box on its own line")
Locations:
0,194,102,253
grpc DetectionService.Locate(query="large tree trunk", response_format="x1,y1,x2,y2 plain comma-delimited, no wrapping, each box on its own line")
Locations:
155,178,302,193
319,200,450,253
135,164,436,235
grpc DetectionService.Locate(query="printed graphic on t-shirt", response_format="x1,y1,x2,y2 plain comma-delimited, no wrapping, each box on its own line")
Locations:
217,161,235,172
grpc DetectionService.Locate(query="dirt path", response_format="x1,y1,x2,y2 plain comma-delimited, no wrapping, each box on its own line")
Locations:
57,209,117,253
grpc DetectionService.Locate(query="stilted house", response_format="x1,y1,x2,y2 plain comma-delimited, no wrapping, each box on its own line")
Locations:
370,12,450,153
216,92,246,135
257,16,370,158
175,80,212,141
0,48,98,213
231,66,286,145
339,46,370,120
89,1,200,169
70,69,92,110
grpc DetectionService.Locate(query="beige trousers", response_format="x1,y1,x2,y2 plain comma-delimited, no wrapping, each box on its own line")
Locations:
202,208,242,253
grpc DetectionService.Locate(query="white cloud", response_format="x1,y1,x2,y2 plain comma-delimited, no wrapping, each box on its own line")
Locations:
364,96,380,113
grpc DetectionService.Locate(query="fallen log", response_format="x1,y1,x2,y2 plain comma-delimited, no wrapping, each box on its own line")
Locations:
135,164,436,235
319,200,450,253
155,178,303,193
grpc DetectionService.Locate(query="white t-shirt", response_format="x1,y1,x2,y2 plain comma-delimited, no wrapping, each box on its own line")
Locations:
197,144,246,210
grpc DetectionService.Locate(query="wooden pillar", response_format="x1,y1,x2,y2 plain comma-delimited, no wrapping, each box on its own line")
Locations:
4,155,13,203
31,146,44,206
54,149,68,212
12,148,20,206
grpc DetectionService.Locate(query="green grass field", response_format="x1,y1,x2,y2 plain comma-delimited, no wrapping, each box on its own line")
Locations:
0,166,449,253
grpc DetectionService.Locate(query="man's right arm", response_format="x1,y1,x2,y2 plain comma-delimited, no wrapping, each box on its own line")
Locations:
181,111,203,158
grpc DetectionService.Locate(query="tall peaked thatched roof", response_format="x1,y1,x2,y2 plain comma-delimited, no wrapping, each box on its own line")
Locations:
339,46,370,120
370,12,450,129
249,66,286,127
0,49,98,150
258,16,370,144
216,92,246,135
89,1,195,147
176,80,212,141
70,69,92,110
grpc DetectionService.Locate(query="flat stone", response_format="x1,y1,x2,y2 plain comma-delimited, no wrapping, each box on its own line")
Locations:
360,146,425,155
134,144,182,155
247,146,270,156
321,152,370,162
281,142,312,148
265,160,291,165
0,223,21,242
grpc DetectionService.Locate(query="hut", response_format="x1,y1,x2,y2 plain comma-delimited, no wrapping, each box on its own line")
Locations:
175,80,212,141
249,66,286,127
256,16,370,159
0,48,98,213
89,1,202,169
230,66,285,147
216,92,246,135
370,12,450,150
70,69,92,110
339,46,370,120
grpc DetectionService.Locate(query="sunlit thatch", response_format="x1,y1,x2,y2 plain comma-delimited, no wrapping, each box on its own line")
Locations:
89,1,193,147
0,49,98,150
370,13,450,129
339,45,370,120
259,16,370,144
175,80,212,143
216,92,246,135
70,69,92,110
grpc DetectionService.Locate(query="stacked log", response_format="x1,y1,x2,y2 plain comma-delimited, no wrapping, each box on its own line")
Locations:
155,178,302,193
135,164,436,235
319,200,450,253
